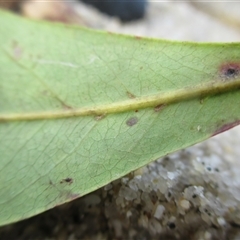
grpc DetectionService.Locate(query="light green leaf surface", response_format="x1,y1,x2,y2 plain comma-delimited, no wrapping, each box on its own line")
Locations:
1,10,240,226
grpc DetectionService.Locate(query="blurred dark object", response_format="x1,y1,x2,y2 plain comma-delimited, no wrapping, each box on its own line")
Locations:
0,0,21,10
81,0,147,22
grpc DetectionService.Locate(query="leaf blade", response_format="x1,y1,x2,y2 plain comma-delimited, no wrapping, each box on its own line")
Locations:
1,10,240,226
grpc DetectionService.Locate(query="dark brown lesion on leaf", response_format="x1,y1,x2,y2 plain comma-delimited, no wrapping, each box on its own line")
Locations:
220,62,240,79
60,177,73,185
126,116,138,126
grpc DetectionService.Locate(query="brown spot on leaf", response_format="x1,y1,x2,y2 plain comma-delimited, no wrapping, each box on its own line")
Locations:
140,66,143,70
41,90,50,96
212,120,240,137
135,36,142,40
154,104,166,112
0,118,7,123
60,177,73,184
62,103,72,110
126,91,136,99
126,117,138,126
220,62,240,79
135,110,139,113
95,114,106,121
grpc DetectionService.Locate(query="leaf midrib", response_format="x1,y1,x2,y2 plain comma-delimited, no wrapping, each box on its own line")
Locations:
1,77,240,122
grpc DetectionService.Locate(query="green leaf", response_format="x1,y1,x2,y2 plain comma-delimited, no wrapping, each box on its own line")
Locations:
1,10,240,226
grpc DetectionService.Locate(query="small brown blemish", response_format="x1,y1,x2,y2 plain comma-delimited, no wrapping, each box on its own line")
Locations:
126,117,138,126
154,104,166,112
60,177,73,184
126,91,136,99
135,36,142,40
212,120,240,137
135,110,139,113
220,62,240,79
62,103,72,110
95,114,106,121
140,66,143,70
0,118,7,123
